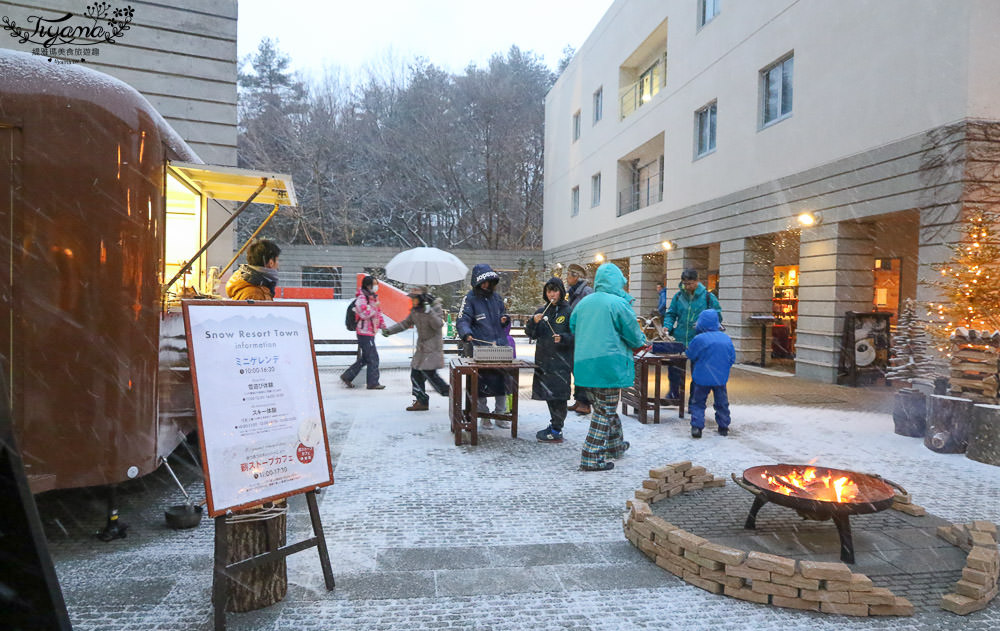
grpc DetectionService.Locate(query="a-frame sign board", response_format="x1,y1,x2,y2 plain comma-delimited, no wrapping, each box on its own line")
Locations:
0,373,73,631
182,301,335,631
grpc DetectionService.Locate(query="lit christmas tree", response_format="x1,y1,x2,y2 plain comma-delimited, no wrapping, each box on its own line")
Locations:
887,298,939,389
926,208,1000,350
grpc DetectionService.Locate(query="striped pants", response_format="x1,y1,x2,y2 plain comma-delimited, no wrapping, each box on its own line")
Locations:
580,387,626,468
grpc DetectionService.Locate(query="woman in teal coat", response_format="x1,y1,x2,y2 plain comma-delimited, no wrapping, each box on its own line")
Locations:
570,263,647,471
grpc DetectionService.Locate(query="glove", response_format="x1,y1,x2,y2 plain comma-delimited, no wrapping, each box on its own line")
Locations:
462,341,474,358
381,328,390,337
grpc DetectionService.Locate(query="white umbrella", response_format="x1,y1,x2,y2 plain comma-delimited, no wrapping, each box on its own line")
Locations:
384,247,469,286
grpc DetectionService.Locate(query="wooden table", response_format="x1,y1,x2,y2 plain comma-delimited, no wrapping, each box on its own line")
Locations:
620,353,687,423
449,357,534,446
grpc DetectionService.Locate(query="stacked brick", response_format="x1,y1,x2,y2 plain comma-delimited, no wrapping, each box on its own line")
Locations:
889,490,927,516
937,521,1000,615
623,461,913,617
949,329,1000,403
632,460,725,503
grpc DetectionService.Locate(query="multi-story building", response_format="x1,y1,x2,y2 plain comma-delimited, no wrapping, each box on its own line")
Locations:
543,0,1000,382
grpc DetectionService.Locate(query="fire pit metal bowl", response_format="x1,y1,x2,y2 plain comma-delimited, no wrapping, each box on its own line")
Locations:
731,464,905,564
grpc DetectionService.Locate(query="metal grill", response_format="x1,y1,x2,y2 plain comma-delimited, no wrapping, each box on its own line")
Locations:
472,345,514,363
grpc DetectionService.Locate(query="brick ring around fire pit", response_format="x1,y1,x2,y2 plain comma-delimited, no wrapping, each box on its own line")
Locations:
623,461,1000,617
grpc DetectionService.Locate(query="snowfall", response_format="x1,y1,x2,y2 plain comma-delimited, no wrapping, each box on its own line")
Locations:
39,299,1000,631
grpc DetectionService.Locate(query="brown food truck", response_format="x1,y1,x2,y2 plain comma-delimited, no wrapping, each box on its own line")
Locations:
0,50,295,532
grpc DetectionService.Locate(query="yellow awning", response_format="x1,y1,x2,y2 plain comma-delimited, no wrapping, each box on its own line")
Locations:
167,161,297,207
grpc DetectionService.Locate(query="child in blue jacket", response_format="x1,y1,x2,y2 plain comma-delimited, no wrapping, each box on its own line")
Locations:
684,309,735,438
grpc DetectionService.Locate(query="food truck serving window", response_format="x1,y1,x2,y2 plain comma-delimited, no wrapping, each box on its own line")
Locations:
165,171,206,293
163,162,297,299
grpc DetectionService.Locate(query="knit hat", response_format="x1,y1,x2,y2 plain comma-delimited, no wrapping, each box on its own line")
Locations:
681,268,699,281
567,263,587,279
471,263,500,287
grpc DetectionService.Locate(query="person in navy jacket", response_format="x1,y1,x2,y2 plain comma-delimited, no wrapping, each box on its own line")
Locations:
684,309,735,438
456,263,513,428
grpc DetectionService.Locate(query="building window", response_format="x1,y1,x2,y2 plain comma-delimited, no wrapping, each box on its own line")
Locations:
593,87,603,124
571,186,580,216
638,61,662,106
695,101,717,157
699,0,720,27
761,54,793,127
591,173,601,207
572,110,581,141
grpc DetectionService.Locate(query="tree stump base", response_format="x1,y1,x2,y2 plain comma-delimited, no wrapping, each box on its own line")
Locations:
967,404,1000,466
925,395,974,454
893,389,927,437
221,502,288,613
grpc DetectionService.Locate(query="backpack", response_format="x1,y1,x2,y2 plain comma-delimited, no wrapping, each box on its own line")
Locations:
345,298,358,331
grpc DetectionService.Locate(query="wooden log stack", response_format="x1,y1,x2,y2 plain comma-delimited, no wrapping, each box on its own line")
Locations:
948,329,1000,403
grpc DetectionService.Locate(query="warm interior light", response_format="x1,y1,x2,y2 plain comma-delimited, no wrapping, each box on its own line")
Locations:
797,212,818,227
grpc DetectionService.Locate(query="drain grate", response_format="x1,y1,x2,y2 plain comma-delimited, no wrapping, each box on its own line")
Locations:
775,393,848,405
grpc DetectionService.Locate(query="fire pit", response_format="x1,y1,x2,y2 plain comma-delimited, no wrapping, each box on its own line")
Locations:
732,464,904,564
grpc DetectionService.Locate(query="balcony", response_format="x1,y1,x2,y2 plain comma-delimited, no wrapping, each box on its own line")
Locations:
619,56,665,120
618,167,663,216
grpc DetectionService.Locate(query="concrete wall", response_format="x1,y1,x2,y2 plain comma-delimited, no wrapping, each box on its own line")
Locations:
256,245,545,296
0,0,238,166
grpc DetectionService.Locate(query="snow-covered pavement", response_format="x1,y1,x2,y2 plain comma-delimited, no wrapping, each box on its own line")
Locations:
38,302,1000,630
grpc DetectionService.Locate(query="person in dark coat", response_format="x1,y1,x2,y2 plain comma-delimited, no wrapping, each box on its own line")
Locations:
456,263,512,429
565,263,595,415
382,287,450,411
685,309,735,438
526,277,574,443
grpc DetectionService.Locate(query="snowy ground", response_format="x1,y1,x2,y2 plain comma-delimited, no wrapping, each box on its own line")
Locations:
38,306,1000,630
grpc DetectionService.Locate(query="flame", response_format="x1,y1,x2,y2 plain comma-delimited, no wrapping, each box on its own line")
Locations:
758,466,860,502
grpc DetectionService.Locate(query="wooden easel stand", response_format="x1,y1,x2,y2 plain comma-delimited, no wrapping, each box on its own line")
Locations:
212,490,334,631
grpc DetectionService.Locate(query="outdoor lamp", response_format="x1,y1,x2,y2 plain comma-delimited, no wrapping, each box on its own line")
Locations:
661,240,675,251
797,211,820,227
595,253,605,262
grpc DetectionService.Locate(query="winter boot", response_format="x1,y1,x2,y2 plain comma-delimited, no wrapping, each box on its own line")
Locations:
406,400,429,411
536,425,564,443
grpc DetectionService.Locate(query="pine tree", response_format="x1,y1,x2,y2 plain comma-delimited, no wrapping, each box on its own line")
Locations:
887,298,939,388
926,207,1000,348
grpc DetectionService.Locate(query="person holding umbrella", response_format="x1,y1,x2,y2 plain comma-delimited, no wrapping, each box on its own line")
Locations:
382,287,450,411
527,277,574,443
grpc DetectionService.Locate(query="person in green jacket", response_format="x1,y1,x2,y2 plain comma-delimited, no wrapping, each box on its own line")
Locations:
662,269,722,399
570,263,648,472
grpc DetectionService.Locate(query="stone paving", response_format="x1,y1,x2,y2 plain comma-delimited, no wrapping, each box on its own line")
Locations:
36,365,1000,630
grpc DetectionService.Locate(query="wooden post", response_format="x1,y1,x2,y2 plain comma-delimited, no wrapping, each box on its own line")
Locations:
924,395,974,453
967,404,1000,466
222,502,288,613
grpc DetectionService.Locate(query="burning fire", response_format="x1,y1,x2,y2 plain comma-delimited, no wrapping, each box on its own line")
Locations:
758,467,860,503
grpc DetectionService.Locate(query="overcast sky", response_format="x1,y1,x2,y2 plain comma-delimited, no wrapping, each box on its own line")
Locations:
237,0,613,80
